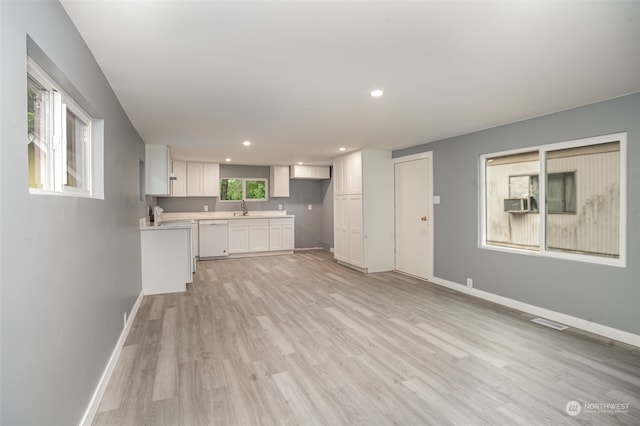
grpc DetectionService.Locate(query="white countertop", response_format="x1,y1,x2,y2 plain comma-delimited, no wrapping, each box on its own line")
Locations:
140,210,294,229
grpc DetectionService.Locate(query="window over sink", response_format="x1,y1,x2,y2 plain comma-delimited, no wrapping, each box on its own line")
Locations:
220,178,267,201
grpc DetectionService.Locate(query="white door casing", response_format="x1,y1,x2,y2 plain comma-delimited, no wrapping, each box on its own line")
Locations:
394,153,434,280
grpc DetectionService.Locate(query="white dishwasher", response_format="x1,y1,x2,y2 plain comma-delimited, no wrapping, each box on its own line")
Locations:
199,220,229,258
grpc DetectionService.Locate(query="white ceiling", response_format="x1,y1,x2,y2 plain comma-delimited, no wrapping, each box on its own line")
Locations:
60,1,640,166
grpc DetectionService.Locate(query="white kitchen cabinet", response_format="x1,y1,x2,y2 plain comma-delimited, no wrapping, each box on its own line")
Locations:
192,220,199,258
333,150,393,273
186,162,220,197
334,194,363,266
270,166,290,197
145,144,171,195
333,152,362,195
290,165,330,180
229,225,249,253
269,218,295,250
249,223,269,252
186,162,203,196
140,227,192,295
171,160,187,197
229,219,270,253
202,163,220,197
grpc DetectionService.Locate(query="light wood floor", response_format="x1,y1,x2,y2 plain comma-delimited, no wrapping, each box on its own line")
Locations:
93,250,640,425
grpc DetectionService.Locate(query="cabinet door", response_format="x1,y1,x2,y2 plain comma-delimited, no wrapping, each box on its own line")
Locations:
145,144,171,195
270,166,290,197
347,195,363,266
187,162,204,196
229,226,249,253
333,195,348,260
282,224,295,249
269,224,282,250
347,153,362,193
249,225,269,252
171,161,187,197
202,163,219,197
333,158,345,195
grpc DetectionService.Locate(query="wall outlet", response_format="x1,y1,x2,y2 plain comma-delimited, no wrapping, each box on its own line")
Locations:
433,195,441,205
204,205,209,212
308,204,313,210
123,312,127,328
466,278,473,288
278,204,283,210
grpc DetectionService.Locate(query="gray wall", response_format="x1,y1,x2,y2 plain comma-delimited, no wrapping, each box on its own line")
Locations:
157,165,328,248
1,1,146,424
394,92,640,335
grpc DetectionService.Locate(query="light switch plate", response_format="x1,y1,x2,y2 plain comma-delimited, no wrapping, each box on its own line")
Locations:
433,195,441,204
204,205,209,212
308,204,313,210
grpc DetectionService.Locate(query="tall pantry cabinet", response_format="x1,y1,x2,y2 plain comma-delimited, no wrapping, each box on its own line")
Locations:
333,150,394,273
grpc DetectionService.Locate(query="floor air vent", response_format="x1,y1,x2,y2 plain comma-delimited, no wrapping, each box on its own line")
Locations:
531,318,569,331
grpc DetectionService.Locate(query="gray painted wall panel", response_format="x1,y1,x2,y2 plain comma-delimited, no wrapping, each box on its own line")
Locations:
1,1,146,424
393,93,640,335
157,165,328,248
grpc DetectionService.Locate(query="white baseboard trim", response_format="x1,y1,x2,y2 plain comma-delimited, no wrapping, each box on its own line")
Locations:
79,290,144,426
430,276,640,347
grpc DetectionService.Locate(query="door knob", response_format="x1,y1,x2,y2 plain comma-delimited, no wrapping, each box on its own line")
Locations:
421,216,427,222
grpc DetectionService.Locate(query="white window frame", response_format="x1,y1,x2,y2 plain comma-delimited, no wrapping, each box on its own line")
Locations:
480,132,626,268
27,58,93,197
219,178,269,202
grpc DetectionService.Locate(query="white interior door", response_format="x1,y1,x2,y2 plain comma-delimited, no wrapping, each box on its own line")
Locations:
394,153,433,279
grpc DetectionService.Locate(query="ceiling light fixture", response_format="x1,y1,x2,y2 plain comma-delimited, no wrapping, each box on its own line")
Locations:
370,89,383,98
298,162,304,165
339,147,346,152
225,158,231,162
243,140,251,146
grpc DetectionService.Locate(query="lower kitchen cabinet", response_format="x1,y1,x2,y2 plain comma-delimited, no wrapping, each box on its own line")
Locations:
140,227,192,295
229,219,270,253
269,218,295,250
229,225,249,254
228,217,295,255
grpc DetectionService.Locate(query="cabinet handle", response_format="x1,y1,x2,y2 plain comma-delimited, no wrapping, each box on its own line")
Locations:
421,216,427,222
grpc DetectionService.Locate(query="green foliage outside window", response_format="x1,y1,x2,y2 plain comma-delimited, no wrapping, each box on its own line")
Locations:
220,178,243,200
246,180,266,199
220,178,267,201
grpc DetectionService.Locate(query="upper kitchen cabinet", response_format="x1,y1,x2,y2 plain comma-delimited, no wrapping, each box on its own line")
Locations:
290,165,330,180
145,144,171,195
171,160,187,197
186,162,220,197
333,152,362,194
270,166,290,197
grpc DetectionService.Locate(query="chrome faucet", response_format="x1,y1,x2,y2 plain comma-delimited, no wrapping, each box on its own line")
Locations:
241,200,248,216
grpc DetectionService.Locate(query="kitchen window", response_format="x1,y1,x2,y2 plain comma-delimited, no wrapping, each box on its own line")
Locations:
480,133,626,267
27,58,93,196
220,178,268,201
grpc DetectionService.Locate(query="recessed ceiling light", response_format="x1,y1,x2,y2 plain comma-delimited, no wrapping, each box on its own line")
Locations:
298,162,304,165
225,158,231,162
370,89,383,98
243,140,251,146
339,147,346,152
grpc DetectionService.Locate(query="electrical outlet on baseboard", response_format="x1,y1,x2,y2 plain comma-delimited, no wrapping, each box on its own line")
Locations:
466,278,473,288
